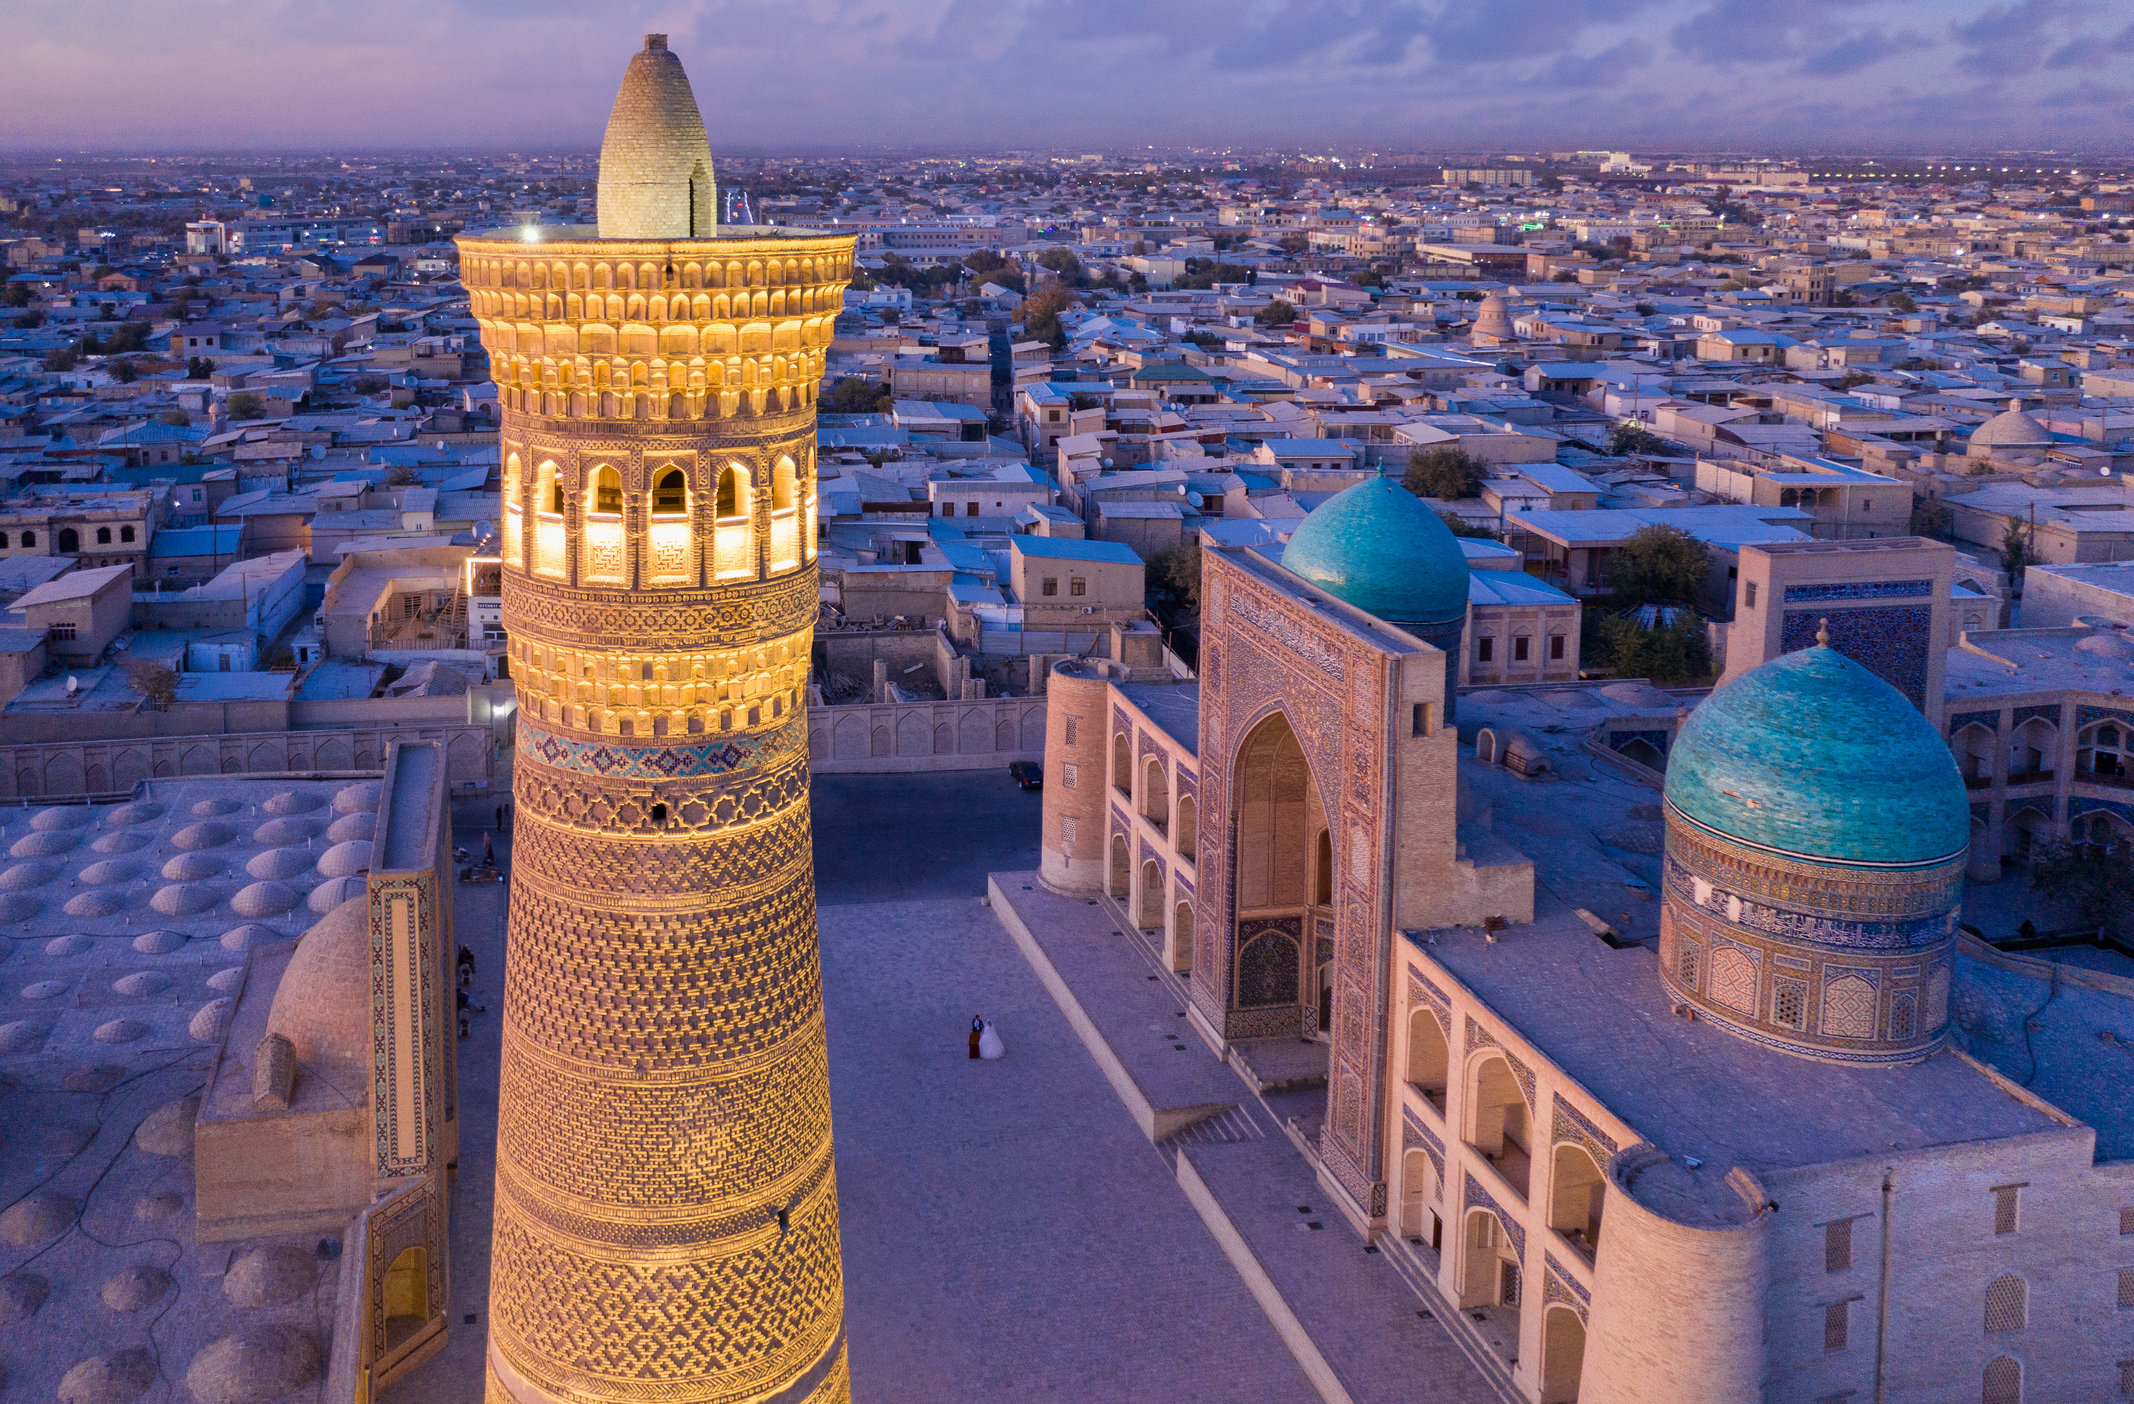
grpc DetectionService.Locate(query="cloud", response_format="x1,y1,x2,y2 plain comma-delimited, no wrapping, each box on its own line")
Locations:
1800,29,1907,75
1949,0,2070,76
1545,39,1657,89
2047,20,2134,67
1670,0,1885,66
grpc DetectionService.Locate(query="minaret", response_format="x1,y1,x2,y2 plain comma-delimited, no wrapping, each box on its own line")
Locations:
458,36,854,1404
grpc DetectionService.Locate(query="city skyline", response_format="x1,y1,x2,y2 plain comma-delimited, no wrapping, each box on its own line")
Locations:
4,0,2132,154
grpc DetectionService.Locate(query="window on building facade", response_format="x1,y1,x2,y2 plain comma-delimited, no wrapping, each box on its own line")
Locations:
1993,1186,2023,1236
2121,1207,2134,1236
19,532,31,547
1825,1218,1853,1273
1984,1274,2027,1332
1514,636,1530,662
1070,577,1086,597
1062,763,1077,790
97,527,112,544
1064,716,1078,745
1550,635,1565,660
1823,1299,1849,1352
1982,1356,2020,1404
1478,637,1494,663
120,525,134,542
1042,578,1058,597
51,623,76,641
2120,1268,2134,1310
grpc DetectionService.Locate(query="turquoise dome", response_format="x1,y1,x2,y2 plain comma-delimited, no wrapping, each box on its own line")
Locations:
1281,479,1469,625
1664,644,1969,866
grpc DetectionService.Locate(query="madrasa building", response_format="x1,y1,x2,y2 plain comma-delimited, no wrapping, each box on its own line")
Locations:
1033,477,2134,1404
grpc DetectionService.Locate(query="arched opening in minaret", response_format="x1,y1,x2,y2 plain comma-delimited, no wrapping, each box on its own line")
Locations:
689,160,713,237
582,464,625,584
648,466,694,586
769,456,800,571
533,460,565,578
714,463,754,580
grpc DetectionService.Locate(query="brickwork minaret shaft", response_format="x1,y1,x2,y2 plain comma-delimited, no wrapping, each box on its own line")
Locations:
459,35,854,1404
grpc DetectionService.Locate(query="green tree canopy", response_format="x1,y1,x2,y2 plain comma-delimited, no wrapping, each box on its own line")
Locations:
226,391,266,420
1403,446,1485,501
1145,538,1202,614
1608,422,1665,456
1611,523,1709,608
1584,610,1712,686
825,377,892,415
1254,298,1297,327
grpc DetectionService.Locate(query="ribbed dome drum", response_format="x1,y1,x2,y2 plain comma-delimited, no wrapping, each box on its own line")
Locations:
596,35,717,239
1658,640,1969,1064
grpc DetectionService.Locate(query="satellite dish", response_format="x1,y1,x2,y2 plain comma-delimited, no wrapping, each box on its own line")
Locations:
65,676,79,696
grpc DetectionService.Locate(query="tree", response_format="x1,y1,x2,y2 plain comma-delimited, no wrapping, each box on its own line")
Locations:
384,464,421,486
1020,285,1073,349
43,345,79,372
825,377,891,414
1608,422,1665,457
1584,610,1713,685
2002,520,2030,591
13,310,42,329
120,660,180,710
2029,838,2134,936
1438,511,1494,539
154,410,191,427
1254,298,1297,327
1403,446,1485,501
1889,291,1918,313
1909,494,1952,538
185,356,215,379
1611,523,1709,608
1145,538,1202,613
226,391,265,420
108,358,137,383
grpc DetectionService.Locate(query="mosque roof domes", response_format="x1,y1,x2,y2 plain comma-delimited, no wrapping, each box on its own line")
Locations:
1280,479,1470,626
596,35,717,240
1664,642,1969,866
1969,400,2052,449
264,897,371,1076
1472,293,1515,341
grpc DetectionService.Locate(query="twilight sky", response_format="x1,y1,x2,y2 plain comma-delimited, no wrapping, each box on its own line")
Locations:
4,0,2131,154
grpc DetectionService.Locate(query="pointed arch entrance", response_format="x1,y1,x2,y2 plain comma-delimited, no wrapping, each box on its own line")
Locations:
1226,710,1329,1037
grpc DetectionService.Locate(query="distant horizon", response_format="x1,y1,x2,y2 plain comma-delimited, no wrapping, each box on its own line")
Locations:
4,0,2130,155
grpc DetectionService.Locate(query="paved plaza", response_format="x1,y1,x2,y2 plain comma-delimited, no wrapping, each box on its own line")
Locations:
817,771,1315,1401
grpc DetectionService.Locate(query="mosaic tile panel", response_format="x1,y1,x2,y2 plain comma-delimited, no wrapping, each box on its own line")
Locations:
1780,603,1933,706
1783,579,1932,602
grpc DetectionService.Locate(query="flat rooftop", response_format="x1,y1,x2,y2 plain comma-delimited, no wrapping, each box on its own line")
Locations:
1115,679,1201,755
1943,627,2134,700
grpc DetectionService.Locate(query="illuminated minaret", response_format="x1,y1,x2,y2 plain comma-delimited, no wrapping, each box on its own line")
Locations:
458,35,853,1404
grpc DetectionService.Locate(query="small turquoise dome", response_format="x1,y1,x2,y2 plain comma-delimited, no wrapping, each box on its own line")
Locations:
1281,479,1469,625
1665,645,1968,866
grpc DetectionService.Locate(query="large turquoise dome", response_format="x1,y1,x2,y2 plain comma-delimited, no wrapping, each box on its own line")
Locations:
1281,479,1469,626
1664,644,1969,866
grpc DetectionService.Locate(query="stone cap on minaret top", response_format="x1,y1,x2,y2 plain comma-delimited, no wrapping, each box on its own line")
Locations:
596,35,717,240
